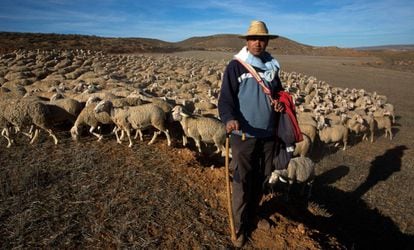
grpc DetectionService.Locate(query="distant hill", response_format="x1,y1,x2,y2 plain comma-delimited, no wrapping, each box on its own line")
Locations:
0,31,369,57
354,44,414,51
0,32,178,54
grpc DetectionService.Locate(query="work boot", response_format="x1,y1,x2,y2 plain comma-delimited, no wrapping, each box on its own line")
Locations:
231,231,246,248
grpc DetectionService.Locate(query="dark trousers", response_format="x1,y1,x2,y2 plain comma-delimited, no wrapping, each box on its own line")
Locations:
230,134,275,234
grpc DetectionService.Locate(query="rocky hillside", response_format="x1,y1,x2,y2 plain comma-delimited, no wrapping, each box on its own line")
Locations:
0,31,366,56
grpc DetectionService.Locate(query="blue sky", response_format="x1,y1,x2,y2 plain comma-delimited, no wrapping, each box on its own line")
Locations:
0,0,413,48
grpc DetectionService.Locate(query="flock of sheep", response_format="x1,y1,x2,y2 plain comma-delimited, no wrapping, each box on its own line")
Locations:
0,49,395,169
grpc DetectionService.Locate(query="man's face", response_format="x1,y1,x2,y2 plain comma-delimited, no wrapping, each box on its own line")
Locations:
246,36,269,56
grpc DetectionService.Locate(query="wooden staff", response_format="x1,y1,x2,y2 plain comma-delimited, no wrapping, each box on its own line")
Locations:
225,133,237,241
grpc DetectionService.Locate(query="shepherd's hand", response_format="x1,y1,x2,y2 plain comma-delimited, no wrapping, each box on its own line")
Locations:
272,99,285,112
226,120,239,133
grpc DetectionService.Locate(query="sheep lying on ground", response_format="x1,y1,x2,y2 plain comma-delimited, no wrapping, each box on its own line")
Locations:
269,156,315,201
171,105,226,155
94,100,171,147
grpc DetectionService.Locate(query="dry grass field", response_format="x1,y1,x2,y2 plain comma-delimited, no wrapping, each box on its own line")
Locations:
0,33,413,249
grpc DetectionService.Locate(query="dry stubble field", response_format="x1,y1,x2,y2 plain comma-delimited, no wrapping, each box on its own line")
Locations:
1,50,413,249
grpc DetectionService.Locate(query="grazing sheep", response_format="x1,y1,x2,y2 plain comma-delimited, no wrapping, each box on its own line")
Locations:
171,105,226,155
70,97,113,141
0,98,58,145
94,100,171,147
269,156,315,200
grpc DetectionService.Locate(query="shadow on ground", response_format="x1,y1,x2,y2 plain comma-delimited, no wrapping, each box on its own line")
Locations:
259,145,413,249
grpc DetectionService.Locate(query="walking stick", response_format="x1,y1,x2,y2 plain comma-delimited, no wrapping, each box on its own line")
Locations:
225,133,237,241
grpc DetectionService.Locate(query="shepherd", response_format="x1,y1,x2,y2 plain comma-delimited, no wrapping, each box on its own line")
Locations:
218,20,302,247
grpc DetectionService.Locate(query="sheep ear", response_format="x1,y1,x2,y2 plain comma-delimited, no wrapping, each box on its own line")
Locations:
180,111,189,117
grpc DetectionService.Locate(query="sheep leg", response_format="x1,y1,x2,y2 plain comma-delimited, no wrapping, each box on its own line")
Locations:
362,133,367,141
70,126,79,141
119,129,126,141
90,126,103,141
195,138,202,153
29,128,40,144
21,125,34,139
213,140,222,154
135,129,143,141
148,131,161,145
387,129,393,140
182,135,188,146
133,129,139,140
46,129,59,144
163,129,171,146
34,121,59,144
125,129,133,147
113,127,122,144
1,128,13,148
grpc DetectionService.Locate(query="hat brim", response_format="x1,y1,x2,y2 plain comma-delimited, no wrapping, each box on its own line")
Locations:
239,34,279,39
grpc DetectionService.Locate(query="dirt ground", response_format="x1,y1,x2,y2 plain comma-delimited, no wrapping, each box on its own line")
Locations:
1,51,414,249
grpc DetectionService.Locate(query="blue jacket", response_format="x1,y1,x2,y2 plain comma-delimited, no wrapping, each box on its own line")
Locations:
218,59,283,138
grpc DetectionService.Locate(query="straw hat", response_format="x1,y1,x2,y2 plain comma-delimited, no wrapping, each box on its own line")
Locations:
239,20,278,39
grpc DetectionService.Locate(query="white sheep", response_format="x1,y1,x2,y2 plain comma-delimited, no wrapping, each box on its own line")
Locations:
346,114,369,142
0,98,58,145
298,122,317,143
94,100,171,147
128,90,174,113
294,133,311,157
383,103,395,124
269,156,315,200
70,97,113,141
373,114,393,140
171,105,226,155
50,94,84,118
317,122,349,150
